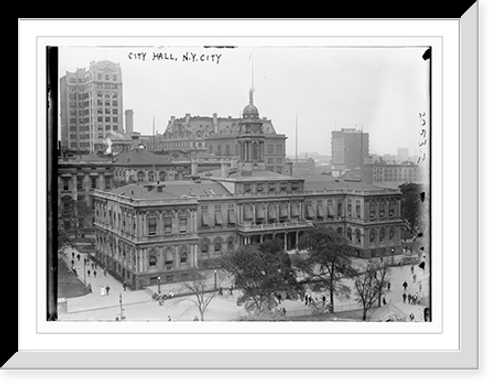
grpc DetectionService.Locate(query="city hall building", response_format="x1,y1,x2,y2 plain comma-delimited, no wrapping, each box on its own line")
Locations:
93,90,404,289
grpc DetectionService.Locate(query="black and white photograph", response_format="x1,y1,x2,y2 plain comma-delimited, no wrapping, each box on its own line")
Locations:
13,10,485,378
51,43,431,323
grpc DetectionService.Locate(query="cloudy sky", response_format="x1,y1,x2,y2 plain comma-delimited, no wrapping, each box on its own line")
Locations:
59,45,430,157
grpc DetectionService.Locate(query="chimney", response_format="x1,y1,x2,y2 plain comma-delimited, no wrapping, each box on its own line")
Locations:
125,109,134,135
213,113,218,134
131,132,139,150
221,161,230,179
191,159,198,176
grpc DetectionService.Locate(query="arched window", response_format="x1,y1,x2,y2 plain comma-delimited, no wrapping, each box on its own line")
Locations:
346,227,353,242
149,253,157,267
214,241,222,255
165,248,174,270
355,229,361,245
380,228,386,242
201,241,209,258
227,237,235,252
180,252,188,265
389,227,395,241
370,229,376,244
137,171,145,182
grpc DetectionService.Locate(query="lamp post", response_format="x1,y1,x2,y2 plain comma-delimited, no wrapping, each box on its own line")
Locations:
214,270,218,290
83,257,87,285
157,276,161,294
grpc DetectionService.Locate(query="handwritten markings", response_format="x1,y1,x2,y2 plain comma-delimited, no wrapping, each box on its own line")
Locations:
128,51,222,64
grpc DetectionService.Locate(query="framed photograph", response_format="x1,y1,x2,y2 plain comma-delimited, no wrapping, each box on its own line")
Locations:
12,10,478,370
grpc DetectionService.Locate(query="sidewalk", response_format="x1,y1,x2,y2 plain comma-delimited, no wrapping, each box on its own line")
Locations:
60,246,151,314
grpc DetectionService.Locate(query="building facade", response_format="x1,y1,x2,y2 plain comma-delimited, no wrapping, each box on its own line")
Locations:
331,128,369,170
362,161,423,185
93,168,403,290
60,60,124,153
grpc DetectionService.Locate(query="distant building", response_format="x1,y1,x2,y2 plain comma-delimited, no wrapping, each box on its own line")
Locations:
287,157,316,176
148,90,287,173
362,160,423,185
397,147,409,162
331,128,369,170
60,60,124,153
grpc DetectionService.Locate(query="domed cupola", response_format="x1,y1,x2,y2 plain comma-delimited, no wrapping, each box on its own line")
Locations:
242,88,259,119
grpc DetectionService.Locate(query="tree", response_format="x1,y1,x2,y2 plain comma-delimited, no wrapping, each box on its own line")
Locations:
354,259,391,321
354,261,379,321
399,182,423,237
175,269,223,321
219,238,303,318
372,258,392,308
295,226,357,313
59,199,94,239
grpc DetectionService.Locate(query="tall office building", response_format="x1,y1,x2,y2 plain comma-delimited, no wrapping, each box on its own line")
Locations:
60,60,124,153
397,147,409,162
331,128,369,170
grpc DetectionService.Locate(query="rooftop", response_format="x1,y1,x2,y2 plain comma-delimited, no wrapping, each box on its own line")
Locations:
302,174,398,193
113,148,170,166
201,167,300,182
108,180,232,201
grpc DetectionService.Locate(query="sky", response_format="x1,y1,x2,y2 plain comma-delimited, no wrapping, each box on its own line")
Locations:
58,45,430,157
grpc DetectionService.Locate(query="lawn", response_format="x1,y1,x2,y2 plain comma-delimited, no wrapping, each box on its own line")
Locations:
57,258,88,299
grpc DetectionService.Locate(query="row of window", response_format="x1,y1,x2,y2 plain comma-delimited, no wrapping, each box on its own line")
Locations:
68,125,118,132
68,73,119,84
62,176,112,191
242,181,301,194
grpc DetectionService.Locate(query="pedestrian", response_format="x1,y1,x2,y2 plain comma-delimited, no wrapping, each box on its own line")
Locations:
93,270,97,278
387,281,391,291
410,265,414,274
277,293,282,304
383,297,387,306
402,292,407,304
282,307,287,316
322,295,326,306
123,282,127,291
304,294,308,304
409,312,415,321
403,281,408,291
105,285,110,296
71,260,74,267
219,287,223,296
72,251,74,259
419,282,422,293
103,268,107,277
229,285,233,295
88,283,92,293
87,270,91,278
168,315,172,321
193,315,199,321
